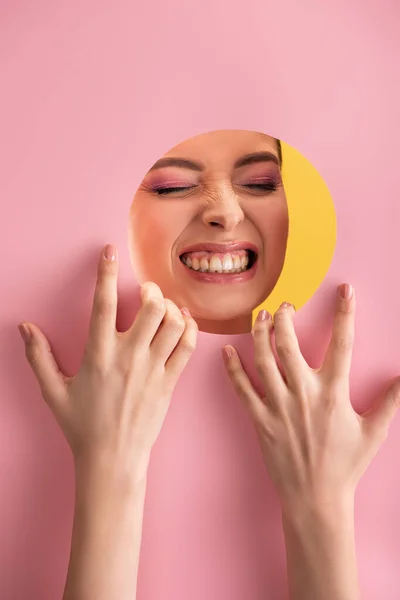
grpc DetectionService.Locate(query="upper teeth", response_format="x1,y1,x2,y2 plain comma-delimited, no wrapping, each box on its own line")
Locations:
181,251,251,273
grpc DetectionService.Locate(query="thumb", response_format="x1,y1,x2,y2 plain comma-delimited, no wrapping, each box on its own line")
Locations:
18,322,68,408
362,376,400,439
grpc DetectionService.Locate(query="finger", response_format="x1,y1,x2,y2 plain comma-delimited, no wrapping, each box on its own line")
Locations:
273,302,309,391
150,299,186,364
321,284,355,381
126,281,166,348
18,322,68,408
222,344,266,423
252,309,287,399
86,244,119,363
361,376,400,442
164,307,198,385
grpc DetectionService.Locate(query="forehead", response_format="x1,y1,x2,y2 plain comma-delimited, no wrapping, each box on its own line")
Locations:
163,130,279,165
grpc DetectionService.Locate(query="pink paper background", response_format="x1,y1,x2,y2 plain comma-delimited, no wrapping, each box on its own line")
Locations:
1,1,400,598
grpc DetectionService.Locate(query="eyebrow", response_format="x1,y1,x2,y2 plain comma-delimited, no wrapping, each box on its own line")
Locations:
149,157,203,171
234,151,280,169
148,151,280,172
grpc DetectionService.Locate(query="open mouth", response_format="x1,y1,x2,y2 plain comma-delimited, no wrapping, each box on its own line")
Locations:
179,246,258,275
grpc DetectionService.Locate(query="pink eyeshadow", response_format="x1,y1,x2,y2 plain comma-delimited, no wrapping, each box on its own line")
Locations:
235,175,281,186
234,164,281,184
150,179,196,189
145,168,199,187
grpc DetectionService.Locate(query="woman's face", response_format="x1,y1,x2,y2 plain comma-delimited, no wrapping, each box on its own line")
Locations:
129,130,289,334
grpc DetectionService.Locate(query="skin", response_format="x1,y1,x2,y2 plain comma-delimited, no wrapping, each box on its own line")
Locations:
17,244,198,600
222,289,400,599
18,245,400,599
129,129,289,334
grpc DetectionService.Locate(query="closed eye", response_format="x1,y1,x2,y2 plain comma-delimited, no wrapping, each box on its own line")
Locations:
153,182,277,195
243,183,277,193
154,186,197,195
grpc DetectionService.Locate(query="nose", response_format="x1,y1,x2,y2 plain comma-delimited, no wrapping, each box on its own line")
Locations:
201,190,245,231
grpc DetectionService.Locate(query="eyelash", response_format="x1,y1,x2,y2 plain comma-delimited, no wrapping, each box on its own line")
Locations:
154,186,197,195
244,183,277,193
153,183,277,195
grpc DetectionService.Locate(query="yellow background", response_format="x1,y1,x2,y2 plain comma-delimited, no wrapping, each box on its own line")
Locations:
254,141,337,320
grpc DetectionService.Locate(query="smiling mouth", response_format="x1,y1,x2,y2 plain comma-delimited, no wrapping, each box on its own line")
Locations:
179,248,258,274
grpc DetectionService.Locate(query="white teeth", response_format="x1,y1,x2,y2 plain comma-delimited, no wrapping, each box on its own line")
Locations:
209,256,222,272
181,250,254,274
200,257,209,271
222,254,233,271
233,255,241,269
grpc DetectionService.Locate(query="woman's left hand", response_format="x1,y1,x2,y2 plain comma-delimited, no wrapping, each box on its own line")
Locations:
222,283,400,514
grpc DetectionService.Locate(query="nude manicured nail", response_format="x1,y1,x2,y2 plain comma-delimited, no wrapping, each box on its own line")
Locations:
257,309,270,321
280,302,291,309
18,323,31,343
223,345,234,358
104,244,117,261
181,307,191,317
339,283,353,300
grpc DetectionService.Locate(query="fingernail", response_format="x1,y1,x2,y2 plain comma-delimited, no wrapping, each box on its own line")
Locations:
223,345,234,359
181,307,191,317
18,323,31,343
339,283,353,300
104,244,117,261
256,309,270,321
279,301,292,309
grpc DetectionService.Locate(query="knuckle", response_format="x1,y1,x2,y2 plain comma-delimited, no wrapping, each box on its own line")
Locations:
164,300,185,334
334,335,354,352
144,296,166,319
227,361,241,379
225,357,236,373
237,387,254,406
167,316,185,335
188,318,199,333
252,320,267,336
93,294,115,318
324,386,339,407
273,308,288,321
142,281,163,298
164,298,179,313
338,301,353,314
255,357,270,376
179,336,197,355
27,347,41,369
99,257,118,277
275,340,294,358
83,350,109,377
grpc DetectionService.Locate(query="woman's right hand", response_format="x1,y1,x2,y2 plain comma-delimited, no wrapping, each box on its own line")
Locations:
18,243,198,479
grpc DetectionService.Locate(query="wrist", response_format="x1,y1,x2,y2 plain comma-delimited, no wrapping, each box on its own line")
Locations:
281,491,355,530
74,450,150,497
281,494,359,600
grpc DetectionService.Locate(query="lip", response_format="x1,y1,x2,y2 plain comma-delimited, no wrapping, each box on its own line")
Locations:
179,241,259,256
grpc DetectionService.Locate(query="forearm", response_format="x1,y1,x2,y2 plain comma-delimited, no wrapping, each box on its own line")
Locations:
281,495,359,600
62,456,148,600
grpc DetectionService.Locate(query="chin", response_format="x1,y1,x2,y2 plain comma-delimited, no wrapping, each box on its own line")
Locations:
191,304,254,323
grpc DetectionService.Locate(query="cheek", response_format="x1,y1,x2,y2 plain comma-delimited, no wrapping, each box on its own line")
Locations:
129,200,189,264
251,201,289,252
